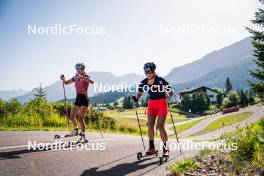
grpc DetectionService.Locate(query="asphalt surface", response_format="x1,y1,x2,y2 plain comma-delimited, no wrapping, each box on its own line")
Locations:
0,105,263,176
0,131,197,176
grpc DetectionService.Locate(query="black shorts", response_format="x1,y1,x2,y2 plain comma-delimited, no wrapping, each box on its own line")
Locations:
74,94,89,107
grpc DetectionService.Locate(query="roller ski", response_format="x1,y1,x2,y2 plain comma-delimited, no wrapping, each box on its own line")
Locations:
159,149,169,165
63,133,88,148
54,128,79,139
137,147,159,160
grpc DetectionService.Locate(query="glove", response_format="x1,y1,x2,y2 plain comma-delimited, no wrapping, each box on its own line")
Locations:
132,96,138,102
60,74,65,81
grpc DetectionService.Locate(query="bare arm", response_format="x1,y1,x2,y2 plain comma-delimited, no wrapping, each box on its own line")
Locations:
136,92,143,100
63,79,74,85
168,89,173,98
81,77,94,84
77,74,94,84
166,84,174,99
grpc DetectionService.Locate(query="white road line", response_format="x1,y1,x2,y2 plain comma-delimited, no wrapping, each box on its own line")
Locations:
0,145,29,150
0,138,118,151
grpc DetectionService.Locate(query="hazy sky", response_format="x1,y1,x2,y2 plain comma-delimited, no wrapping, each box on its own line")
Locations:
0,0,262,90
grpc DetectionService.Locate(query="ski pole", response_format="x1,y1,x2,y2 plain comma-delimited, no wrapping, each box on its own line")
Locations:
87,100,103,139
167,99,183,155
61,75,70,132
135,104,146,151
96,119,104,139
94,108,104,139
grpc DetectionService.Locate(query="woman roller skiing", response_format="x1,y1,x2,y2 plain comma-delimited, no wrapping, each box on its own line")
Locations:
132,62,173,159
60,63,94,143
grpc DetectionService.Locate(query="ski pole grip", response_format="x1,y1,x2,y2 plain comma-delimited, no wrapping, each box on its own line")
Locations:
132,96,138,102
60,74,65,81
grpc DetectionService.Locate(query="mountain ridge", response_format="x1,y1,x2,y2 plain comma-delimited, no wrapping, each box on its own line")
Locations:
2,37,255,103
165,37,252,84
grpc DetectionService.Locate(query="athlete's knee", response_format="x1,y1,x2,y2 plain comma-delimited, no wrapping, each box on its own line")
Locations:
148,124,155,131
157,122,165,131
158,124,165,131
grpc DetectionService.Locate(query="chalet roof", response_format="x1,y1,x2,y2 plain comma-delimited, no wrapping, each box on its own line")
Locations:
179,86,220,94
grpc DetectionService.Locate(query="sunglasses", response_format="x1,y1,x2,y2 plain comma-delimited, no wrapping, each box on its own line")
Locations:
145,70,154,75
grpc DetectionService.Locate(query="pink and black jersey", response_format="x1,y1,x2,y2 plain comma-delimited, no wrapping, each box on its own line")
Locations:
71,73,90,95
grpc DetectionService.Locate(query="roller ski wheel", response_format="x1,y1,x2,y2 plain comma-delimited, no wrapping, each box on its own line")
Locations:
159,151,169,165
159,155,169,165
137,152,143,160
54,134,61,139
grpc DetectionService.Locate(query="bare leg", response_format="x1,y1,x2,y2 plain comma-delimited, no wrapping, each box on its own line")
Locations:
70,105,80,129
78,106,88,132
148,115,156,141
157,117,168,144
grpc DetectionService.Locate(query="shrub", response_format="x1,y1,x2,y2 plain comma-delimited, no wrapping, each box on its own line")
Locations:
52,102,71,117
42,112,67,127
23,99,53,119
181,93,210,113
85,109,117,130
229,119,264,170
222,91,240,108
169,158,200,174
1,113,43,128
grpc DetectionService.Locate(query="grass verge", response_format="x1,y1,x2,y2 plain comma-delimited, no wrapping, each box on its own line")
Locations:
169,118,203,134
193,112,253,136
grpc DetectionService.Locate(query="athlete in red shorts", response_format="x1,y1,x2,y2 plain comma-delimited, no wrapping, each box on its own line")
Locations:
132,62,173,157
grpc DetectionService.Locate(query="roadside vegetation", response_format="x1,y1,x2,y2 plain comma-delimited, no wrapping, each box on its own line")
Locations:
169,119,264,176
0,86,149,136
169,158,200,175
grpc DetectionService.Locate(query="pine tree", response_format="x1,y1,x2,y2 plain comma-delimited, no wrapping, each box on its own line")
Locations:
225,77,233,94
113,101,118,108
122,96,133,109
34,84,46,100
239,89,249,107
247,2,264,99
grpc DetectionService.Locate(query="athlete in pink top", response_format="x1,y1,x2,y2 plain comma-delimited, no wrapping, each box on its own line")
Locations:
71,73,89,95
60,63,94,142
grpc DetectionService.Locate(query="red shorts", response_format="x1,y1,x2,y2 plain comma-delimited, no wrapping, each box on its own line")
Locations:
147,98,168,117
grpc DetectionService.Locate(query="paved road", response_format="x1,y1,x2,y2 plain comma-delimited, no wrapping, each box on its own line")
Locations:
0,105,263,176
173,105,264,137
0,131,198,176
193,108,264,140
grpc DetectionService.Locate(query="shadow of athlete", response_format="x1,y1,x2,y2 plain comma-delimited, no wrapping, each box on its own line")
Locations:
0,147,51,160
80,157,159,176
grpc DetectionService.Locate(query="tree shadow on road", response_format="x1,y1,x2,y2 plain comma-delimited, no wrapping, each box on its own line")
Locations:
0,148,49,160
80,157,160,176
0,142,66,160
